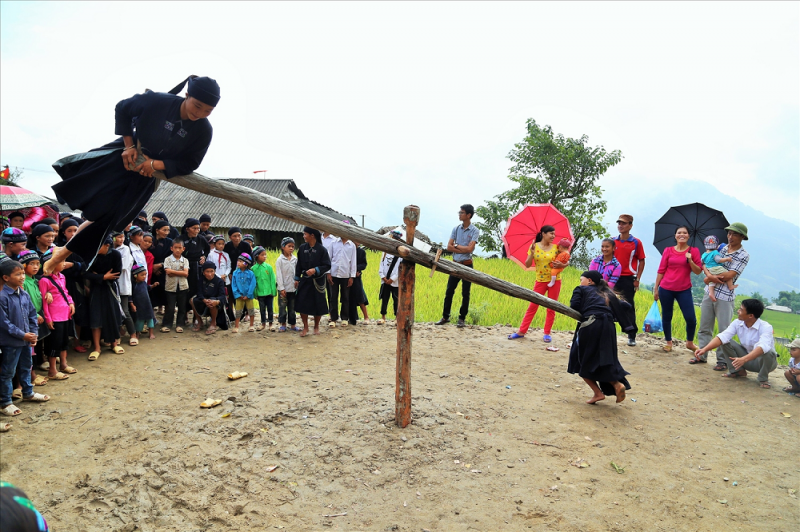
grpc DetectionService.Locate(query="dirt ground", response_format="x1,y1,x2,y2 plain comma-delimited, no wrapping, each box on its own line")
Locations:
1,318,798,531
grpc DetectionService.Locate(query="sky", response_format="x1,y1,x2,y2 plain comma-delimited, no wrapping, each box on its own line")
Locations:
1,1,798,245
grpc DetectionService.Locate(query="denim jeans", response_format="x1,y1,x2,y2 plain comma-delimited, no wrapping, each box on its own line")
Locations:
658,287,696,342
278,292,296,326
257,295,274,324
1,346,33,406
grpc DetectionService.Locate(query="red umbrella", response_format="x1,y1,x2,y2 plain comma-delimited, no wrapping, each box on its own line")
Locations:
1,185,60,232
502,203,574,271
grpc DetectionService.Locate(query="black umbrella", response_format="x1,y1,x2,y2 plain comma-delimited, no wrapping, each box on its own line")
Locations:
653,203,729,254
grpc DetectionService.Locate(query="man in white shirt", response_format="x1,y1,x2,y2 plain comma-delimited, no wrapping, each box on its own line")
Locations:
321,231,339,325
693,299,778,388
328,236,356,326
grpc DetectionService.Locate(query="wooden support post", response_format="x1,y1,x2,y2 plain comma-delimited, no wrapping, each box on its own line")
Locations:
395,205,419,428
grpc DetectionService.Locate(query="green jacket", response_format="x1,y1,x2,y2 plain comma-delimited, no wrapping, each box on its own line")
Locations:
251,261,277,297
23,274,43,313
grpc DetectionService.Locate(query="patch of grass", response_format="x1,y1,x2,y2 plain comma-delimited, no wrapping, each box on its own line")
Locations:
760,309,800,338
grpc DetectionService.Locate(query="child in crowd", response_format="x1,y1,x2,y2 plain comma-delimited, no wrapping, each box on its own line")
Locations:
130,263,156,341
28,224,56,273
224,227,252,320
191,262,227,334
141,231,157,295
18,251,48,388
7,212,25,229
231,253,256,332
207,236,232,287
701,235,737,302
251,246,277,331
113,231,137,341
276,237,299,332
378,248,401,324
162,240,189,333
549,238,572,288
1,260,49,417
243,234,256,248
2,227,28,260
39,249,77,379
783,338,800,395
84,236,124,360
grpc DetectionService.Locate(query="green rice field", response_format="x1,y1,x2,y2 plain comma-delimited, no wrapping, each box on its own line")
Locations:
262,249,794,364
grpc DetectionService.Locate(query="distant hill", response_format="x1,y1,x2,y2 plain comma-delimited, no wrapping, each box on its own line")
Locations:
598,179,799,298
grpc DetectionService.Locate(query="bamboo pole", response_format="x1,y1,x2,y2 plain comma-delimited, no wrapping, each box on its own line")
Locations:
395,205,418,428
138,160,582,321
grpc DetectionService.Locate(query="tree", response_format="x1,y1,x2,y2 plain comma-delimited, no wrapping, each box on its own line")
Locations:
0,166,24,187
774,290,800,312
749,291,768,305
475,119,622,264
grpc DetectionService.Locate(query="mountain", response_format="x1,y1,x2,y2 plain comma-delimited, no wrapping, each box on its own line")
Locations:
597,179,799,298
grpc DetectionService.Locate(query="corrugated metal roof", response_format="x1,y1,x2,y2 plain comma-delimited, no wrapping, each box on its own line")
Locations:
144,178,355,232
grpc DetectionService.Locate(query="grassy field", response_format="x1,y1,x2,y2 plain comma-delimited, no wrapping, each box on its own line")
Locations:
761,309,800,338
262,249,793,364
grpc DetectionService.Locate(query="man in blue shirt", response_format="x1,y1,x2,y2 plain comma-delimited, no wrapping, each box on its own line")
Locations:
435,204,480,328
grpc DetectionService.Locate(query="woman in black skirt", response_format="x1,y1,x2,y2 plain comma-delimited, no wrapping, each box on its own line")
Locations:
150,220,174,311
46,75,220,275
82,236,124,361
568,270,635,404
294,227,331,337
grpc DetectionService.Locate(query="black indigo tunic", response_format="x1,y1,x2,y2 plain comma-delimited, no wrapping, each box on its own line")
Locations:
294,243,331,316
52,90,213,264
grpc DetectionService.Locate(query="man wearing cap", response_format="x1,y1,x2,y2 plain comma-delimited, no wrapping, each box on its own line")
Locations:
694,223,750,369
613,214,646,346
693,299,777,388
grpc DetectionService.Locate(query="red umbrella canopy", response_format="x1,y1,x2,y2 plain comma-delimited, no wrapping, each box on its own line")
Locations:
1,185,60,232
502,203,574,271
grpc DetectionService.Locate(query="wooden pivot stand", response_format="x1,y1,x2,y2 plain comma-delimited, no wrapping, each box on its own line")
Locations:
395,206,419,428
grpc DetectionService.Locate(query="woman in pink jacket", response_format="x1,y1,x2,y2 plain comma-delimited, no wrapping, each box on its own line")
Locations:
653,226,702,352
39,251,77,379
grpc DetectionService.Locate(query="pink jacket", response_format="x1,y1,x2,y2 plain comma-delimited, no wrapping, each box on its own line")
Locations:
39,273,74,323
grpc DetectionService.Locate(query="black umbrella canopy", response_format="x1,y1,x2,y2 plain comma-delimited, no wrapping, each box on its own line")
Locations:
653,203,730,254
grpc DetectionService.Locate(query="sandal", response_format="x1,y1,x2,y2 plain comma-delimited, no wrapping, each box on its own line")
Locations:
33,375,48,386
88,351,100,361
23,393,50,402
713,363,727,371
48,372,70,381
722,370,747,378
543,335,552,343
662,345,673,352
688,358,706,364
205,325,217,335
129,338,139,346
377,319,385,325
291,326,302,332
112,346,124,354
1,404,21,416
11,389,22,400
73,344,88,353
340,322,348,328
248,326,255,332
782,386,800,393
508,332,524,340
160,327,171,333
759,382,771,389
175,327,184,333
191,323,201,332
0,422,11,432
60,366,77,374
278,326,287,332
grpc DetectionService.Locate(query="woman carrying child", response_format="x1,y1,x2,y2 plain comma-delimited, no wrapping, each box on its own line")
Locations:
294,227,331,337
568,270,634,404
589,238,622,289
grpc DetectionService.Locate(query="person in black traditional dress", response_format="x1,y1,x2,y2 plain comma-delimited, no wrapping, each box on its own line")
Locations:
82,236,124,361
57,219,90,353
149,220,173,313
175,218,209,310
294,227,331,337
567,270,634,404
46,75,220,275
347,242,370,325
223,227,252,320
152,212,180,240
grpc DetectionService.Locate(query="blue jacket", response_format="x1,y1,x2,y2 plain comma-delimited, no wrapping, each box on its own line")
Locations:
231,268,256,299
0,284,39,347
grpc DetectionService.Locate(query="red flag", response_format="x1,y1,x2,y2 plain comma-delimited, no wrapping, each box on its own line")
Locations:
0,166,9,181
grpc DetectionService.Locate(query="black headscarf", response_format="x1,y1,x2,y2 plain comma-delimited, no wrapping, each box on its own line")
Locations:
581,270,603,285
57,218,80,246
303,226,322,242
169,75,221,107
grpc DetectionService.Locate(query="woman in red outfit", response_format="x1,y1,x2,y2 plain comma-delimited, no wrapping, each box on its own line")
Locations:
653,226,702,352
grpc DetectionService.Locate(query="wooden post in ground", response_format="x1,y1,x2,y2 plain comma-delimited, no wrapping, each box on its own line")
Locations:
395,205,419,428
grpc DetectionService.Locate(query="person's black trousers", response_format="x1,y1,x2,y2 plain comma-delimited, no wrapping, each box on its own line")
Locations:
614,275,638,340
329,277,351,322
441,263,473,321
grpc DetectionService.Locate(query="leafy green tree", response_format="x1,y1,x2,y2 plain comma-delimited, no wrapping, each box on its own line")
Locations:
774,290,800,312
749,291,768,305
475,119,622,262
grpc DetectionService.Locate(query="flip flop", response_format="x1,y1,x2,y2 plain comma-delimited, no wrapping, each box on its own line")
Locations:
688,358,706,364
60,366,77,374
782,386,800,393
73,344,88,353
507,333,524,340
112,346,124,354
23,393,50,402
48,372,70,381
129,338,139,346
33,375,48,386
200,398,222,408
205,326,217,335
377,319,385,325
759,382,771,389
160,327,170,333
543,335,552,343
248,326,256,332
662,345,672,352
88,351,100,361
278,326,287,332
1,404,21,416
713,363,727,371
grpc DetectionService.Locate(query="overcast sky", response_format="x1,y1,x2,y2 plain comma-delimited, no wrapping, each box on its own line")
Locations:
2,1,798,241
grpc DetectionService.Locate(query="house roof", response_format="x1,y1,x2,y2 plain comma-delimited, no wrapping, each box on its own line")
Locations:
144,178,355,232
